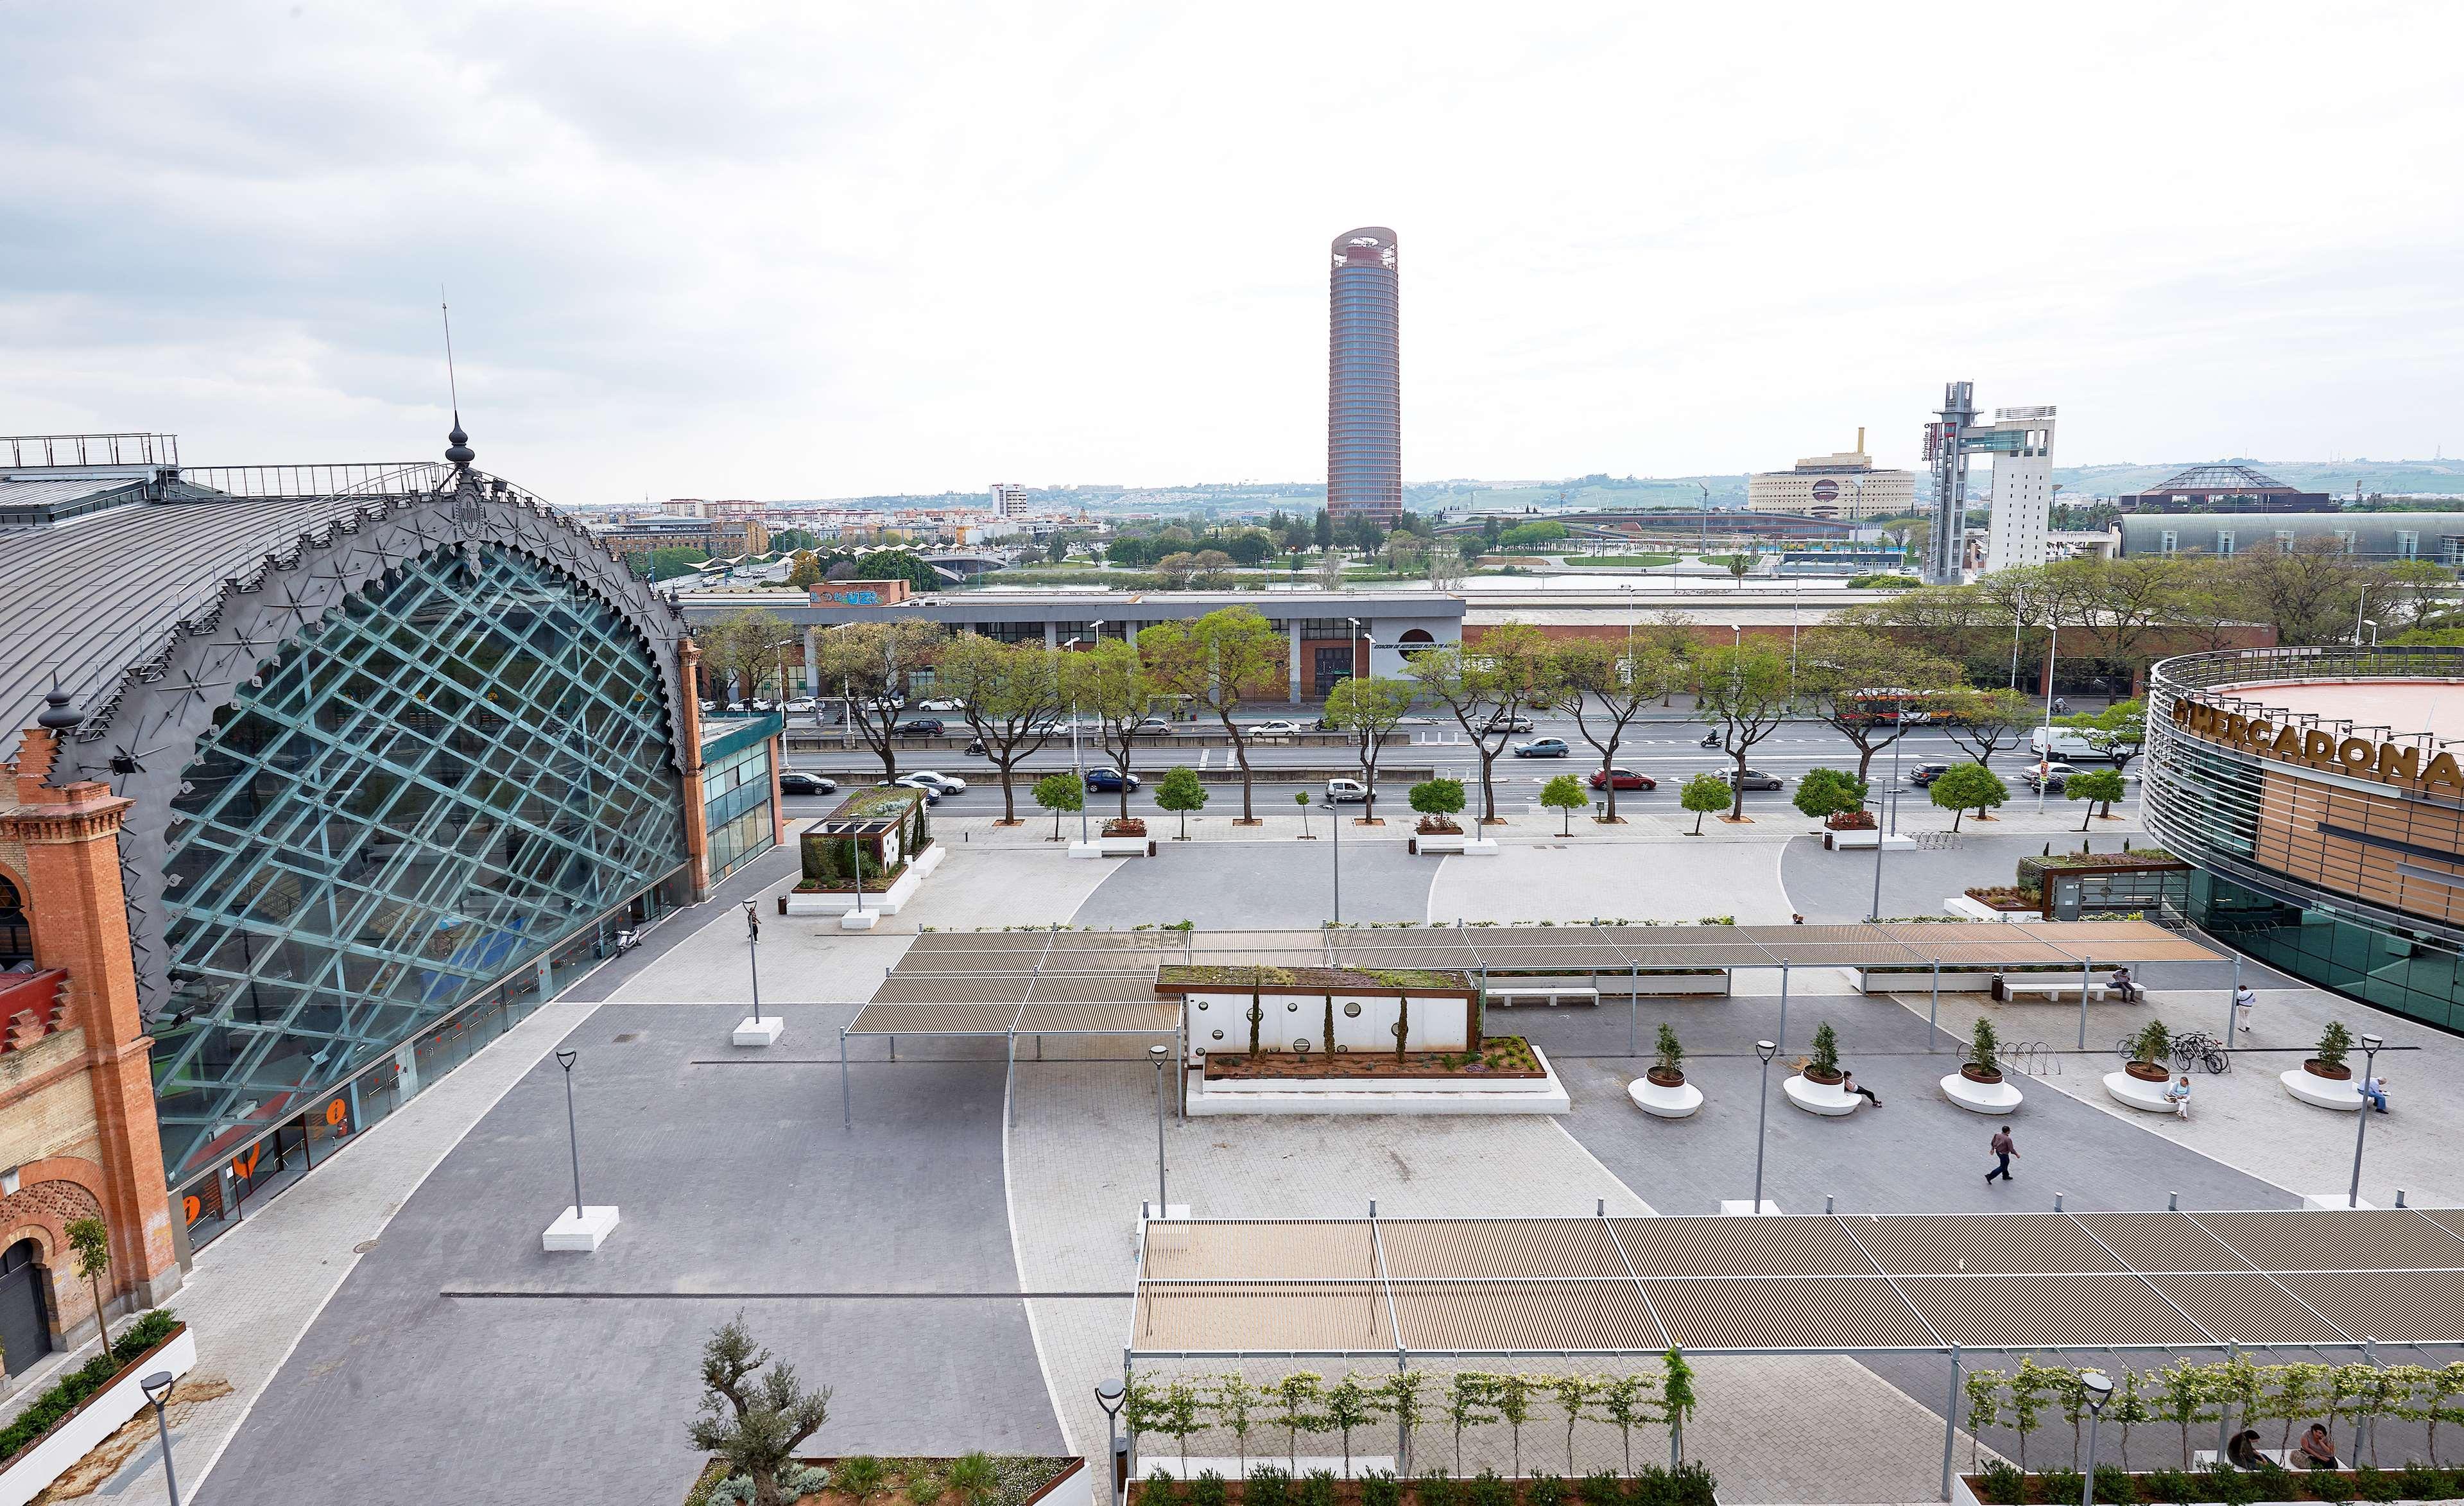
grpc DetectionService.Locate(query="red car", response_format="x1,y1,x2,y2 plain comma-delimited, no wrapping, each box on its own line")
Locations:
1589,768,1657,791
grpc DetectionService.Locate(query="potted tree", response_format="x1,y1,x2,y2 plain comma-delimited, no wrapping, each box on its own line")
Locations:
2305,1020,2355,1081
1784,1022,1859,1114
1410,778,1466,836
2281,1018,2370,1110
2105,1016,2184,1113
1804,1023,1845,1086
1627,1021,1703,1118
1962,1016,2004,1086
1795,768,1873,844
1942,1014,2025,1113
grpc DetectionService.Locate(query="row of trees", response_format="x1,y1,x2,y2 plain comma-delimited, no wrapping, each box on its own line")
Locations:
1961,1357,2464,1475
1121,1362,1698,1480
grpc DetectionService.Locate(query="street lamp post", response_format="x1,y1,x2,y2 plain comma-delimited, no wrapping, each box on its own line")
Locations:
556,1048,585,1219
1750,1038,1778,1214
1064,623,1103,844
1095,1381,1128,1506
1331,780,1342,924
2035,617,2061,814
2350,1032,2385,1207
2078,1371,2113,1506
744,900,763,1028
1150,1043,1170,1210
142,1371,182,1506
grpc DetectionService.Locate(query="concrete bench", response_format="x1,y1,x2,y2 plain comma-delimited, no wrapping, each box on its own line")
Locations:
1488,986,1600,1008
1994,978,2108,1002
2193,1449,2294,1469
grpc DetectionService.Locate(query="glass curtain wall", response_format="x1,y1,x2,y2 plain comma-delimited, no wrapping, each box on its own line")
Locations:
151,546,686,1183
704,736,778,881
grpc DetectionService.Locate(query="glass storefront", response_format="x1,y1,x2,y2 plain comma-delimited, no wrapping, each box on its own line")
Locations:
151,546,688,1186
701,716,780,882
2190,871,2464,1032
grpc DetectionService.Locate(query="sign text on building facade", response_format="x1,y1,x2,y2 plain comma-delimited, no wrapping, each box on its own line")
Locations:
2171,696,2464,792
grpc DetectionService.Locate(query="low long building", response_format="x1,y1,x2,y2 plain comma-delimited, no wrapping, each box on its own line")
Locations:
2117,511,2464,564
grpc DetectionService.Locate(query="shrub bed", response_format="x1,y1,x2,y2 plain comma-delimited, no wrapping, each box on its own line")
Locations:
687,1454,1080,1506
1965,1460,2464,1503
0,1308,181,1467
1128,1464,1716,1506
1205,1036,1544,1080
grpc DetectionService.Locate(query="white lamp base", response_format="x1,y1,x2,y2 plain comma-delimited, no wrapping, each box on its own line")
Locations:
2300,1193,2375,1211
839,910,879,931
733,1016,786,1046
1719,1199,1783,1216
542,1204,620,1251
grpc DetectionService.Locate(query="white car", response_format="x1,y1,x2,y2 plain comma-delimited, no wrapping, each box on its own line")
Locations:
918,697,968,712
1326,777,1370,804
1249,720,1304,737
902,770,968,793
782,698,818,714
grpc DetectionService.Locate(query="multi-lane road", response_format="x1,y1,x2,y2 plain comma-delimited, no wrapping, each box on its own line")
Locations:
778,714,2132,822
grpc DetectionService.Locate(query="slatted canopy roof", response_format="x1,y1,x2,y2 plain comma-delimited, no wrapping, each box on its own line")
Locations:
882,921,2214,997
1131,1209,2464,1358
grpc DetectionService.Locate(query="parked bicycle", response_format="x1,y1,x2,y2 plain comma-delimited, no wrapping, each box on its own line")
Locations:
2123,1030,2230,1074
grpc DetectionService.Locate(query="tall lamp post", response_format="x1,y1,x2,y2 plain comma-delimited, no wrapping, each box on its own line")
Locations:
1149,1043,1170,1211
2078,1370,2113,1506
540,1047,617,1249
141,1371,182,1506
1750,1038,1778,1215
2349,1032,2385,1207
2035,616,2061,814
1064,623,1103,844
1095,1381,1128,1506
734,899,781,1046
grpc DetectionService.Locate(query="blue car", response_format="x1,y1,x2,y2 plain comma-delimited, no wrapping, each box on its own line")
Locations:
1083,766,1141,792
1512,738,1571,758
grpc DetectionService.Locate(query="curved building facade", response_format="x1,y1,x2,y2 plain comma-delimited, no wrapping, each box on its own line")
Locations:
1,433,773,1268
1327,227,1400,528
2144,646,2464,1032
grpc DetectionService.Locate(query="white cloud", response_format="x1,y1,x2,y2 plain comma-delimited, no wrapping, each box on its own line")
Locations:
3,1,2460,500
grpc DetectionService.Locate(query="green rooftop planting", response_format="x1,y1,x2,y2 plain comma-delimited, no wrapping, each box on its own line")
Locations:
1156,964,1473,992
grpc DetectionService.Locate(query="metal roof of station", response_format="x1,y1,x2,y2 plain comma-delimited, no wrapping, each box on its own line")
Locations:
1130,1208,2464,1359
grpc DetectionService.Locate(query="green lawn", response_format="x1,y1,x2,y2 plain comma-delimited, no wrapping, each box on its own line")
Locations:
1564,553,1679,567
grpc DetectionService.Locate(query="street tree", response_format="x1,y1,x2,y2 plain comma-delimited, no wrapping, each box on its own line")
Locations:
1930,763,2008,832
1793,767,1868,824
1407,620,1559,824
711,606,795,703
1691,641,1794,820
2056,698,2148,769
1678,774,1730,836
1644,610,1698,704
810,620,947,781
1942,687,2035,768
1796,627,1965,783
1408,777,1466,831
1540,774,1588,835
2066,767,2128,827
1556,639,1667,822
2232,536,2381,646
1032,772,1082,842
1321,675,1417,823
65,1216,112,1347
1136,607,1288,822
686,1314,834,1506
935,636,1061,823
1065,638,1156,818
1155,766,1207,839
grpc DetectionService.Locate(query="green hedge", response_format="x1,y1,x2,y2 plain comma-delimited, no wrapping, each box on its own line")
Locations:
0,1307,180,1466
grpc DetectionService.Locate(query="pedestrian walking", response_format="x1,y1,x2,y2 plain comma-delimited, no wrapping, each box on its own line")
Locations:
2232,983,2257,1033
1985,1124,2019,1184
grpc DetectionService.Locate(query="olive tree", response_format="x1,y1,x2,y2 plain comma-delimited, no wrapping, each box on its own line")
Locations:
686,1314,833,1506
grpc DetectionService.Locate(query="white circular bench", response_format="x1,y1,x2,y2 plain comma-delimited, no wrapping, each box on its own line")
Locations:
2103,1069,2183,1113
1628,1076,1703,1119
1783,1074,1859,1116
1941,1071,2024,1114
2280,1068,2366,1111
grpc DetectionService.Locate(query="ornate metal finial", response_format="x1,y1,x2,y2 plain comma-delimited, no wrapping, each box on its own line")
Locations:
446,413,476,469
36,673,83,732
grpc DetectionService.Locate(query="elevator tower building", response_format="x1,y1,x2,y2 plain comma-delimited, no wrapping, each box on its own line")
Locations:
1921,382,2057,581
1327,227,1402,528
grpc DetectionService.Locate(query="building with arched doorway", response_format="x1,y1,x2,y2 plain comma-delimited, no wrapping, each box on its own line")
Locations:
1,428,781,1308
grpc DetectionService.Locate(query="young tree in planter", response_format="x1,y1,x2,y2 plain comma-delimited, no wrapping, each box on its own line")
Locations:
1654,1023,1685,1085
2006,1358,2060,1473
1539,774,1588,836
1408,621,1559,825
1322,676,1418,822
1940,688,2035,770
1929,763,2008,833
65,1216,112,1347
1276,1372,1326,1472
2269,1363,2329,1455
1447,1373,1498,1473
936,636,1062,824
811,620,948,783
1596,1372,1660,1475
2154,1359,2213,1471
1678,774,1731,836
1323,1373,1384,1478
1137,608,1288,822
1068,637,1158,819
1967,1016,2001,1078
1295,790,1312,838
2316,1019,2356,1074
1216,1373,1262,1476
1033,772,1083,842
687,1314,834,1506
1691,641,1793,820
1384,1370,1428,1477
1555,639,1669,822
1164,1379,1207,1476
1408,777,1467,833
1806,1023,1842,1083
1963,1369,2005,1473
1551,1374,1598,1474
2065,768,2127,829
1663,1349,1696,1465
1157,766,1209,839
1791,768,1868,827
1489,1372,1538,1479
2130,1017,2174,1072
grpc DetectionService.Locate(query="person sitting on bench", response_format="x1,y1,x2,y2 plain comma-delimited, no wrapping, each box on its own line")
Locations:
2227,1428,2265,1469
2109,966,2141,1003
1841,1071,1881,1108
2299,1423,2339,1471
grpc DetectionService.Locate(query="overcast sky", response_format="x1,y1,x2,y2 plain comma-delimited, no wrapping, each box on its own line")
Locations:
6,3,2462,503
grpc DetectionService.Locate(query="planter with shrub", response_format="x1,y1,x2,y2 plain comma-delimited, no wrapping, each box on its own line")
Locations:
2282,1019,2370,1111
1629,1022,1703,1118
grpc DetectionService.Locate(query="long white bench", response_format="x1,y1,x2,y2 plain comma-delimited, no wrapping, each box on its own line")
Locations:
1996,978,2108,1002
1487,985,1601,1008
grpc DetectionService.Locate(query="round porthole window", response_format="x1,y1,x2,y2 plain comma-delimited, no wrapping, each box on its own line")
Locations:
1343,1002,1362,1017
1335,1045,1348,1053
1211,1029,1223,1041
1286,1001,1300,1012
1196,1001,1208,1010
1294,1039,1313,1053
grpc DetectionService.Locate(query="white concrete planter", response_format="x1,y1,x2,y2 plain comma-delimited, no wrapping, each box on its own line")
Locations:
2280,1066,2366,1111
1825,829,1916,850
1940,1069,2024,1114
0,1323,196,1506
1068,838,1153,858
1942,896,2030,922
1783,1073,1859,1116
1187,1044,1569,1116
1628,1074,1703,1118
1607,974,1732,997
1411,835,1499,856
2104,1068,2181,1112
782,844,942,915
1852,969,1995,994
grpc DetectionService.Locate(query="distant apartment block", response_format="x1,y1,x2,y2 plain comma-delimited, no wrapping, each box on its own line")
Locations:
990,482,1028,517
1977,406,2056,574
1746,430,1913,520
599,515,771,562
1327,227,1402,528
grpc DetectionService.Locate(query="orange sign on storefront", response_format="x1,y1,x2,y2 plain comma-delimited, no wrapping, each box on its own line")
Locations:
2173,697,2464,792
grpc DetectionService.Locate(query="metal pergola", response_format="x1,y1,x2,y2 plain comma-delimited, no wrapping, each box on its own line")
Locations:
839,1000,1182,1130
1124,1207,2464,1500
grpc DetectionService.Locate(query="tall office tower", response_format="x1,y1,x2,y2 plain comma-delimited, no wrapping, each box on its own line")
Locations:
990,482,1028,517
1327,227,1402,528
1920,382,1976,584
1979,406,2057,573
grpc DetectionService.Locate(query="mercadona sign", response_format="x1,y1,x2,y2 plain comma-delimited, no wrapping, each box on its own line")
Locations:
2172,696,2464,792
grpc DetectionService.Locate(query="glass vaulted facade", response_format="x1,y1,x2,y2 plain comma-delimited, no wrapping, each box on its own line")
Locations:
151,546,688,1206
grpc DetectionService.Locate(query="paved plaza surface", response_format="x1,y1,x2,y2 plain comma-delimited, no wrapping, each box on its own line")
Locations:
134,826,2464,1506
